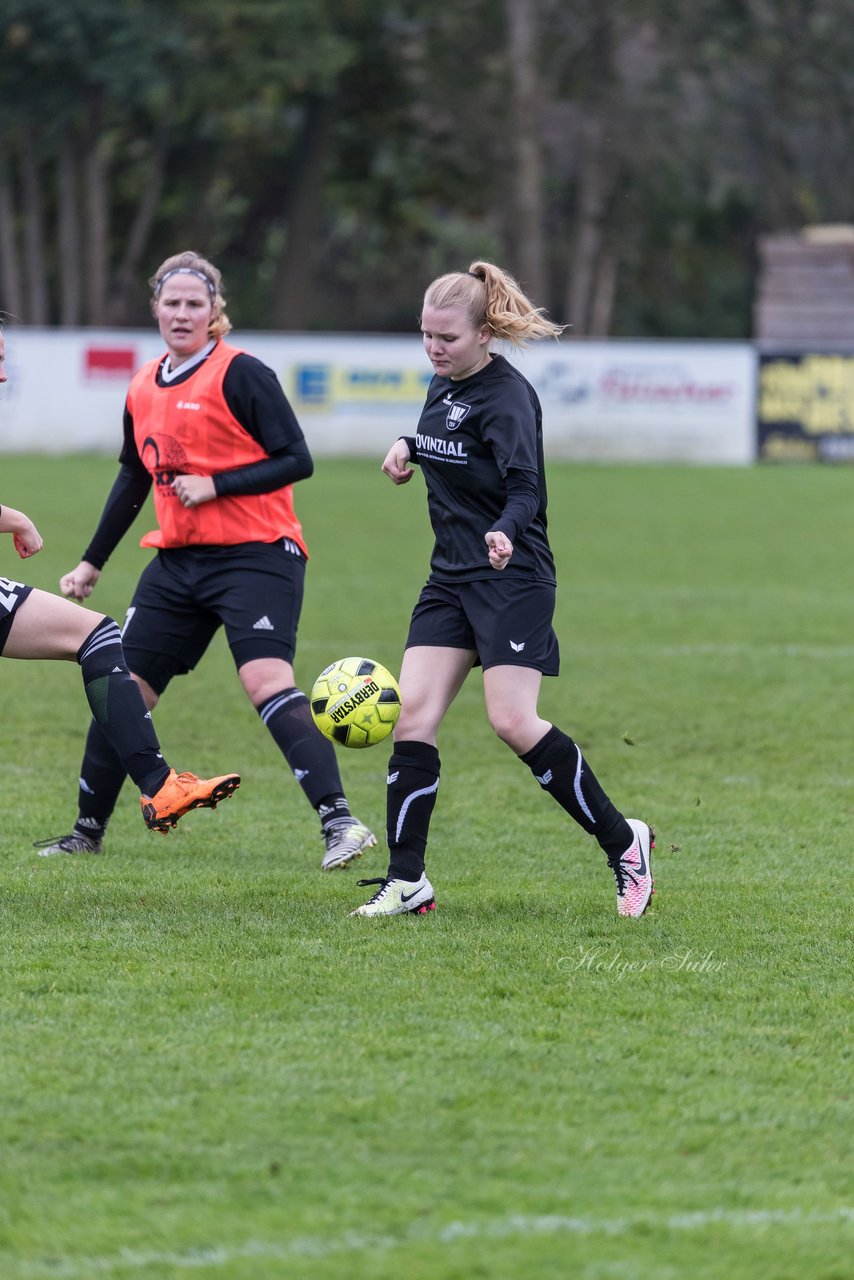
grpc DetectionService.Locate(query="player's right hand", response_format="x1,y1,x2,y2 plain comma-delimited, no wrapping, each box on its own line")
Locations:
381,439,414,485
60,561,101,600
485,530,513,570
12,517,43,558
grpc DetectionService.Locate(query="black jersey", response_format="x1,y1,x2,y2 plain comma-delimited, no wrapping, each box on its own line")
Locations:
407,354,555,584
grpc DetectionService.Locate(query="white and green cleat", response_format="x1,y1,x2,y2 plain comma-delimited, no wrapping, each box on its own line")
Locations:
349,873,436,917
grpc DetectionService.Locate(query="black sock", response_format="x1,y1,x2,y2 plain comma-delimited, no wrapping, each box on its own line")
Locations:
520,725,632,862
77,619,169,799
257,688,346,809
386,739,440,881
74,719,130,839
317,795,353,836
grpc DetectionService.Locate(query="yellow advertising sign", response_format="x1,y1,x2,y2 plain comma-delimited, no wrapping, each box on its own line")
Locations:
758,353,854,461
759,354,854,434
291,363,431,409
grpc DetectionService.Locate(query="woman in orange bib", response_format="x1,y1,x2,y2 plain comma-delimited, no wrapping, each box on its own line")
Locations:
0,320,239,843
39,252,375,869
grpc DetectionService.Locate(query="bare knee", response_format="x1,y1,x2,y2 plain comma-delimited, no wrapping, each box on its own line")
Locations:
238,657,295,707
488,706,550,755
487,706,529,752
68,609,107,658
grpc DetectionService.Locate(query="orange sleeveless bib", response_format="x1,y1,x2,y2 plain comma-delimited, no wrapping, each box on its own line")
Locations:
127,343,307,554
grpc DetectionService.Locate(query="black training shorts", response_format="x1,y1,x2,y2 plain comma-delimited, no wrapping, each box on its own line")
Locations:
120,541,306,693
405,575,560,675
0,577,33,655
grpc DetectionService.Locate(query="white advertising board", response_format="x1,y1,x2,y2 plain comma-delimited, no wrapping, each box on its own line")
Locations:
0,329,755,464
517,341,756,464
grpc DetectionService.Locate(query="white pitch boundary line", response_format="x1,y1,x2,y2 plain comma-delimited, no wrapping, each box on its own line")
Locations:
572,642,854,660
11,1206,854,1277
658,642,854,659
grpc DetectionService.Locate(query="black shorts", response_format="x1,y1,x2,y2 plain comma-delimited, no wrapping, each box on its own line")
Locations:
406,575,560,675
121,542,306,693
0,577,33,655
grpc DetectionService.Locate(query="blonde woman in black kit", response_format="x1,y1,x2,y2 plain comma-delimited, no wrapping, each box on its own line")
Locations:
350,262,654,918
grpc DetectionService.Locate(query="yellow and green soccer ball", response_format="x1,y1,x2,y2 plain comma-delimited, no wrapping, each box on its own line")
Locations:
310,656,402,748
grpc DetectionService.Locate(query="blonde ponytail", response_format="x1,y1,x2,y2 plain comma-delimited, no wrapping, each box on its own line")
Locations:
424,261,564,347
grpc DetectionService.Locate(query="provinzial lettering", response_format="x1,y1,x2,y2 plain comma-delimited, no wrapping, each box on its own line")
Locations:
415,432,468,458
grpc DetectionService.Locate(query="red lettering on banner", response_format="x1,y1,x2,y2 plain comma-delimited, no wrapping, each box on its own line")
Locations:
85,348,136,379
599,371,733,405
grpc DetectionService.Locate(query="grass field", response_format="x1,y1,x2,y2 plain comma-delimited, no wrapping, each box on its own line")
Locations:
0,456,851,1279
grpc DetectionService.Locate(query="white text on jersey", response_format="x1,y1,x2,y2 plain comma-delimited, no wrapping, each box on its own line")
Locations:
416,432,468,459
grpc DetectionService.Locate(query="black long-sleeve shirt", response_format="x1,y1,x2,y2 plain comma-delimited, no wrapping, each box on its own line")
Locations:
83,351,312,568
404,354,555,583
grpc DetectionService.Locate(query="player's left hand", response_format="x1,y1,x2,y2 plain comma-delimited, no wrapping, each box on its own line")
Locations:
485,529,513,570
172,474,217,508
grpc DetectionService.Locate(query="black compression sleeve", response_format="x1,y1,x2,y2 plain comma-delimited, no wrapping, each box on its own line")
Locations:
212,439,314,497
487,468,540,545
83,464,153,569
222,354,305,454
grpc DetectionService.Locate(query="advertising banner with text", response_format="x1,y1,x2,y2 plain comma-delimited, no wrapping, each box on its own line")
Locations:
757,351,854,462
0,330,755,464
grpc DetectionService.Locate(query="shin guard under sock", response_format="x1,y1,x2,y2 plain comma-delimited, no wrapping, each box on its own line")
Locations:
386,739,440,881
77,618,168,799
520,725,632,861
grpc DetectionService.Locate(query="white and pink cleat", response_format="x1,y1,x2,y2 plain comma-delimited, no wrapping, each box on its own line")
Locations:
612,818,655,917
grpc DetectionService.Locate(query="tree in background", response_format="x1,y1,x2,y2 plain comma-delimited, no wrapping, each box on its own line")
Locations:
2,0,853,336
0,0,183,325
0,0,361,327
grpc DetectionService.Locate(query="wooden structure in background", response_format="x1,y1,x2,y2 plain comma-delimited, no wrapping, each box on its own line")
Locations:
754,226,854,343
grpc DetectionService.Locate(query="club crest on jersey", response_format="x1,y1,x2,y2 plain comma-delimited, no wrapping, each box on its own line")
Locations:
443,396,471,431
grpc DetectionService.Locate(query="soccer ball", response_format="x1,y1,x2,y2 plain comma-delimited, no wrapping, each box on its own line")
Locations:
310,656,402,749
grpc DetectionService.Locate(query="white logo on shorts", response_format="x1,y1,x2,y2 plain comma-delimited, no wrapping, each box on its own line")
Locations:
510,639,525,652
253,615,275,630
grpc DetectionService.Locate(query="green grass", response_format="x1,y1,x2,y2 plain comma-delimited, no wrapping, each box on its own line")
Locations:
0,457,851,1279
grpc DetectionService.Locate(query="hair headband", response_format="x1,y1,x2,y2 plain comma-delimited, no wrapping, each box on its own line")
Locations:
155,267,216,299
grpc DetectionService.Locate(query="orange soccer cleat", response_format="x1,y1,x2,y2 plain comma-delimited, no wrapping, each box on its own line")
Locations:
141,768,241,833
